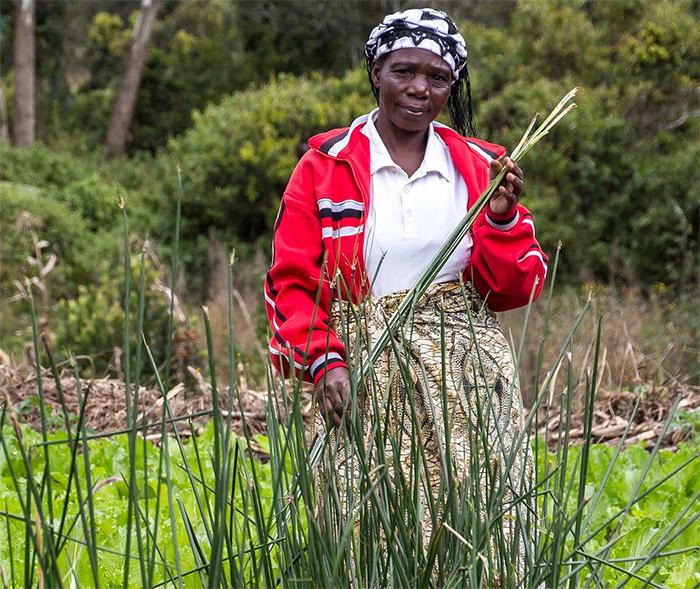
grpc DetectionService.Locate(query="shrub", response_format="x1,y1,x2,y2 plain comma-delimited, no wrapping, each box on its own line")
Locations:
0,181,121,353
0,143,97,189
0,181,115,300
475,78,698,286
0,142,154,258
0,151,156,358
52,252,202,381
155,68,373,286
59,172,125,231
510,1,608,84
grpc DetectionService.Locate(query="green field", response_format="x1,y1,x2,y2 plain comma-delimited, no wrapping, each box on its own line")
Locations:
1,420,698,587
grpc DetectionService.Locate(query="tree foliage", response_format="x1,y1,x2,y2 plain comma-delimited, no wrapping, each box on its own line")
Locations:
0,0,697,305
151,69,373,288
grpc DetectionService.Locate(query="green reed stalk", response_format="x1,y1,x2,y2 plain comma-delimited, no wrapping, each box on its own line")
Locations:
42,340,101,588
3,501,16,589
568,316,602,589
118,197,137,589
142,337,185,588
202,306,227,588
0,397,56,586
27,296,56,554
223,252,239,583
357,89,577,383
128,245,149,586
71,366,99,564
163,166,184,387
178,499,208,585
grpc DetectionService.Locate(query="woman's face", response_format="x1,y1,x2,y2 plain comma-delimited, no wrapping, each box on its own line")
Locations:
371,48,453,134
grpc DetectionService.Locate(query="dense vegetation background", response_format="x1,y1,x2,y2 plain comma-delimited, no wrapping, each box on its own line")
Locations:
0,0,698,381
1,3,699,585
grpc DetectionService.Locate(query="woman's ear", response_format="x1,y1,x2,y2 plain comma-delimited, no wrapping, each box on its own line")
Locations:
370,60,382,91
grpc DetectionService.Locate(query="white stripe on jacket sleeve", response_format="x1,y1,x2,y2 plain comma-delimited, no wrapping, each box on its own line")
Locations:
310,352,344,378
518,250,548,275
321,224,365,240
486,210,520,231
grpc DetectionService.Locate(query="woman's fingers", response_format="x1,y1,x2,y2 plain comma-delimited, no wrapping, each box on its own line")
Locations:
489,156,524,215
320,392,342,427
489,158,502,180
326,394,342,427
329,385,344,422
333,381,350,424
505,159,523,196
314,366,351,428
508,172,523,193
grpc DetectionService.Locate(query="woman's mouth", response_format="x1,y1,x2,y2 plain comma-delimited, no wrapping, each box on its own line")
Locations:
400,105,425,117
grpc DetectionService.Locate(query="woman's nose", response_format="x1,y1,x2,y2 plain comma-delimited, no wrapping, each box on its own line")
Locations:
407,74,430,96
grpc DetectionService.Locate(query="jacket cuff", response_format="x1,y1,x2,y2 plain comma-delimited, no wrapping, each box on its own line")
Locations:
311,352,347,385
485,206,519,231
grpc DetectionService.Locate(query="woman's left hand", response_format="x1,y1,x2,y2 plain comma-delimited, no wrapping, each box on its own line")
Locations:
488,156,523,215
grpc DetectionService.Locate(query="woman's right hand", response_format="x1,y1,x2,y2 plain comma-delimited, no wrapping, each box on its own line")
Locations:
314,366,351,428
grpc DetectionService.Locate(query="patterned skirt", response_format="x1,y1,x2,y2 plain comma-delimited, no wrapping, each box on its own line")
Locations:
312,280,533,577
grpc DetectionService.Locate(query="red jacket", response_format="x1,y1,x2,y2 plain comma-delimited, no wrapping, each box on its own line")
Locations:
265,114,548,384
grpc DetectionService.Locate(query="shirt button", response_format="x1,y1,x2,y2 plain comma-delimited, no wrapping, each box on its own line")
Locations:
402,186,409,194
406,208,413,216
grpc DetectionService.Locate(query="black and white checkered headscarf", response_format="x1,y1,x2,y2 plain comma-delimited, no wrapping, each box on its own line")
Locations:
364,7,475,136
364,8,468,80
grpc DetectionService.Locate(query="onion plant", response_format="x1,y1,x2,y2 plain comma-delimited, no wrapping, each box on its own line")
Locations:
0,88,698,588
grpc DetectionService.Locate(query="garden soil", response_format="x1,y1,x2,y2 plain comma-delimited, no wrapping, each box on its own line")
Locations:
1,358,697,454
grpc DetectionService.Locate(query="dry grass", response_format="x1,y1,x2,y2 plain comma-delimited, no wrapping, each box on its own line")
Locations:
502,283,699,408
0,359,275,442
202,240,270,387
198,245,700,449
204,242,698,405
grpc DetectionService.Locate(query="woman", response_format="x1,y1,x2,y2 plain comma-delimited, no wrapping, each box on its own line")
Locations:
264,6,546,568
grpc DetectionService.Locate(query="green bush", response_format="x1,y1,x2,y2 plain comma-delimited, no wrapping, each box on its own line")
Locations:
0,144,132,297
0,143,97,189
510,1,608,84
60,172,125,231
0,181,121,352
155,68,373,283
52,253,202,380
477,79,699,285
0,142,151,238
0,179,200,379
0,181,116,300
0,147,156,357
59,87,115,151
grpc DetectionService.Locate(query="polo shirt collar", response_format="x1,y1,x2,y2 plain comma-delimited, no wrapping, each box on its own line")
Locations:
362,108,453,182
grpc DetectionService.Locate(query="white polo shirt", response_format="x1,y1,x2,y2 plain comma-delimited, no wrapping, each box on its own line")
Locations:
362,109,473,297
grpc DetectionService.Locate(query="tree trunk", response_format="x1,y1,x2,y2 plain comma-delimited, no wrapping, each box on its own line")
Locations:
0,81,9,142
12,0,35,147
104,0,162,157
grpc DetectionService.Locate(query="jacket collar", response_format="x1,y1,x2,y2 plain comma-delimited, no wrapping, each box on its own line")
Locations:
308,113,478,164
307,113,506,202
309,113,370,160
